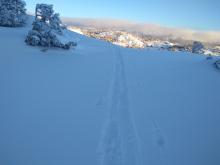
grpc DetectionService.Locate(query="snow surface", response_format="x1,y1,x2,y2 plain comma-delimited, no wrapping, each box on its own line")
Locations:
0,21,220,165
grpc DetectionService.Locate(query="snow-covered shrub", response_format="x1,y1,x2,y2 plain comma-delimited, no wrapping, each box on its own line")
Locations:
0,0,27,27
192,41,204,54
62,41,77,49
25,30,41,46
25,4,76,49
26,30,57,47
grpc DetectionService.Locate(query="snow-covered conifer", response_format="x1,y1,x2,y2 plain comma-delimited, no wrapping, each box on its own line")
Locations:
50,13,63,34
35,4,53,21
0,0,27,27
25,3,76,49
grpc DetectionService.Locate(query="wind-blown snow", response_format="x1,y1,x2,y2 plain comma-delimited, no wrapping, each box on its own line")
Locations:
0,21,220,165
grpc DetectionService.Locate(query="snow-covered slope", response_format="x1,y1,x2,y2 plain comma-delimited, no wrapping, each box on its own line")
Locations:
0,21,220,165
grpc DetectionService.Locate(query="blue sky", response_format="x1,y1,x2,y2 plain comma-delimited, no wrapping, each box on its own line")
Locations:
26,0,220,30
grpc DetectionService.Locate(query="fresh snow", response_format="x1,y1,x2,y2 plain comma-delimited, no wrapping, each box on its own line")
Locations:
0,21,220,165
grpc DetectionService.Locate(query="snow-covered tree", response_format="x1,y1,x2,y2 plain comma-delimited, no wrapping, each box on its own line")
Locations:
35,4,64,34
35,4,53,22
192,41,204,54
25,4,76,49
0,0,27,27
50,13,63,34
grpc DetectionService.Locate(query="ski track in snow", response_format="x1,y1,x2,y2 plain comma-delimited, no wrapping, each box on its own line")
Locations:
152,120,166,165
153,120,165,151
98,48,142,165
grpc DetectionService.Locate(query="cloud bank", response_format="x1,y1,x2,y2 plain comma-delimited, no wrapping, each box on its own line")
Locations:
62,18,220,44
